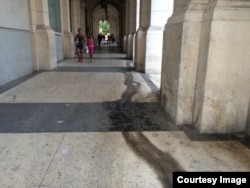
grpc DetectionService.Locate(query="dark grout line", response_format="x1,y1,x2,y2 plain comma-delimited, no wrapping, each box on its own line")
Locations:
0,71,42,94
140,73,160,92
52,66,127,73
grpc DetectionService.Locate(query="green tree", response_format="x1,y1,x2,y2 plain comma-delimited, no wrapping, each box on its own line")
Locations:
99,21,110,35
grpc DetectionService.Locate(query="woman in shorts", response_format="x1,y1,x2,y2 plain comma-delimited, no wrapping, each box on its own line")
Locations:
75,28,85,63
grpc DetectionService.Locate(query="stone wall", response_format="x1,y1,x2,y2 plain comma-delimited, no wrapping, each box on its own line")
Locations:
0,0,33,86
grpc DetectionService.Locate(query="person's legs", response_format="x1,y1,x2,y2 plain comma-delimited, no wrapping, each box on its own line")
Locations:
89,47,94,62
89,47,91,58
79,48,83,62
76,47,81,62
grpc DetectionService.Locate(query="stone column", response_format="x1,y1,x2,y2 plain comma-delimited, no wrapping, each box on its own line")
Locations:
123,0,130,53
61,0,74,58
29,0,56,70
119,14,124,48
193,0,250,133
29,0,39,71
133,0,140,60
88,13,94,35
161,0,208,126
80,0,86,34
71,0,81,35
134,0,150,72
93,17,97,38
162,0,250,134
127,0,136,60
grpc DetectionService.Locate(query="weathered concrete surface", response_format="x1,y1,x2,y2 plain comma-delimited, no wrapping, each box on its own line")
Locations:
0,51,249,188
161,0,250,134
0,132,249,188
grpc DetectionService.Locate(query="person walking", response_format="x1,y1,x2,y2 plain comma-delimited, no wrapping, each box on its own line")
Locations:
87,34,95,62
75,28,85,63
97,33,103,49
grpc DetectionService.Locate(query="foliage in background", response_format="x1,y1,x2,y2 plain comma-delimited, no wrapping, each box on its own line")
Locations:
99,20,110,35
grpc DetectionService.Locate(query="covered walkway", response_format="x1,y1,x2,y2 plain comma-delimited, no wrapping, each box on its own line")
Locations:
0,45,249,188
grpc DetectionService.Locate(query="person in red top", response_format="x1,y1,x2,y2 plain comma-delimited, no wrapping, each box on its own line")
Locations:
87,34,95,62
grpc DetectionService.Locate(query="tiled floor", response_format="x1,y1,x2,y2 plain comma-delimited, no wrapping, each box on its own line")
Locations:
0,45,249,188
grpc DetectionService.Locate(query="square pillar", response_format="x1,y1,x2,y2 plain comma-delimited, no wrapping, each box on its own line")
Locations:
29,0,57,70
127,0,137,59
161,0,208,125
134,0,150,72
134,28,147,72
71,0,81,35
36,25,57,70
61,0,74,58
194,0,250,133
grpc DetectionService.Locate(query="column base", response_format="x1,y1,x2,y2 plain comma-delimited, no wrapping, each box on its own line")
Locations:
63,31,74,59
35,26,57,70
127,33,134,60
134,28,147,73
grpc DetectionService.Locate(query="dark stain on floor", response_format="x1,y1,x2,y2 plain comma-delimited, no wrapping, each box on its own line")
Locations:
102,62,178,132
123,132,184,187
103,62,184,187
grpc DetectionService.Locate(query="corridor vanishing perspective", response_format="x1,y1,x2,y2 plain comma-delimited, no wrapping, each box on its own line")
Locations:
1,0,250,187
0,45,249,188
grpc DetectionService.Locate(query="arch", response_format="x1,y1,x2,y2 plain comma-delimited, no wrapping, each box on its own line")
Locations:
87,0,122,14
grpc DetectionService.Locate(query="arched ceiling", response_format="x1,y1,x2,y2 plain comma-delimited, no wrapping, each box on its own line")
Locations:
84,0,125,41
93,4,119,36
85,0,124,14
93,5,119,23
